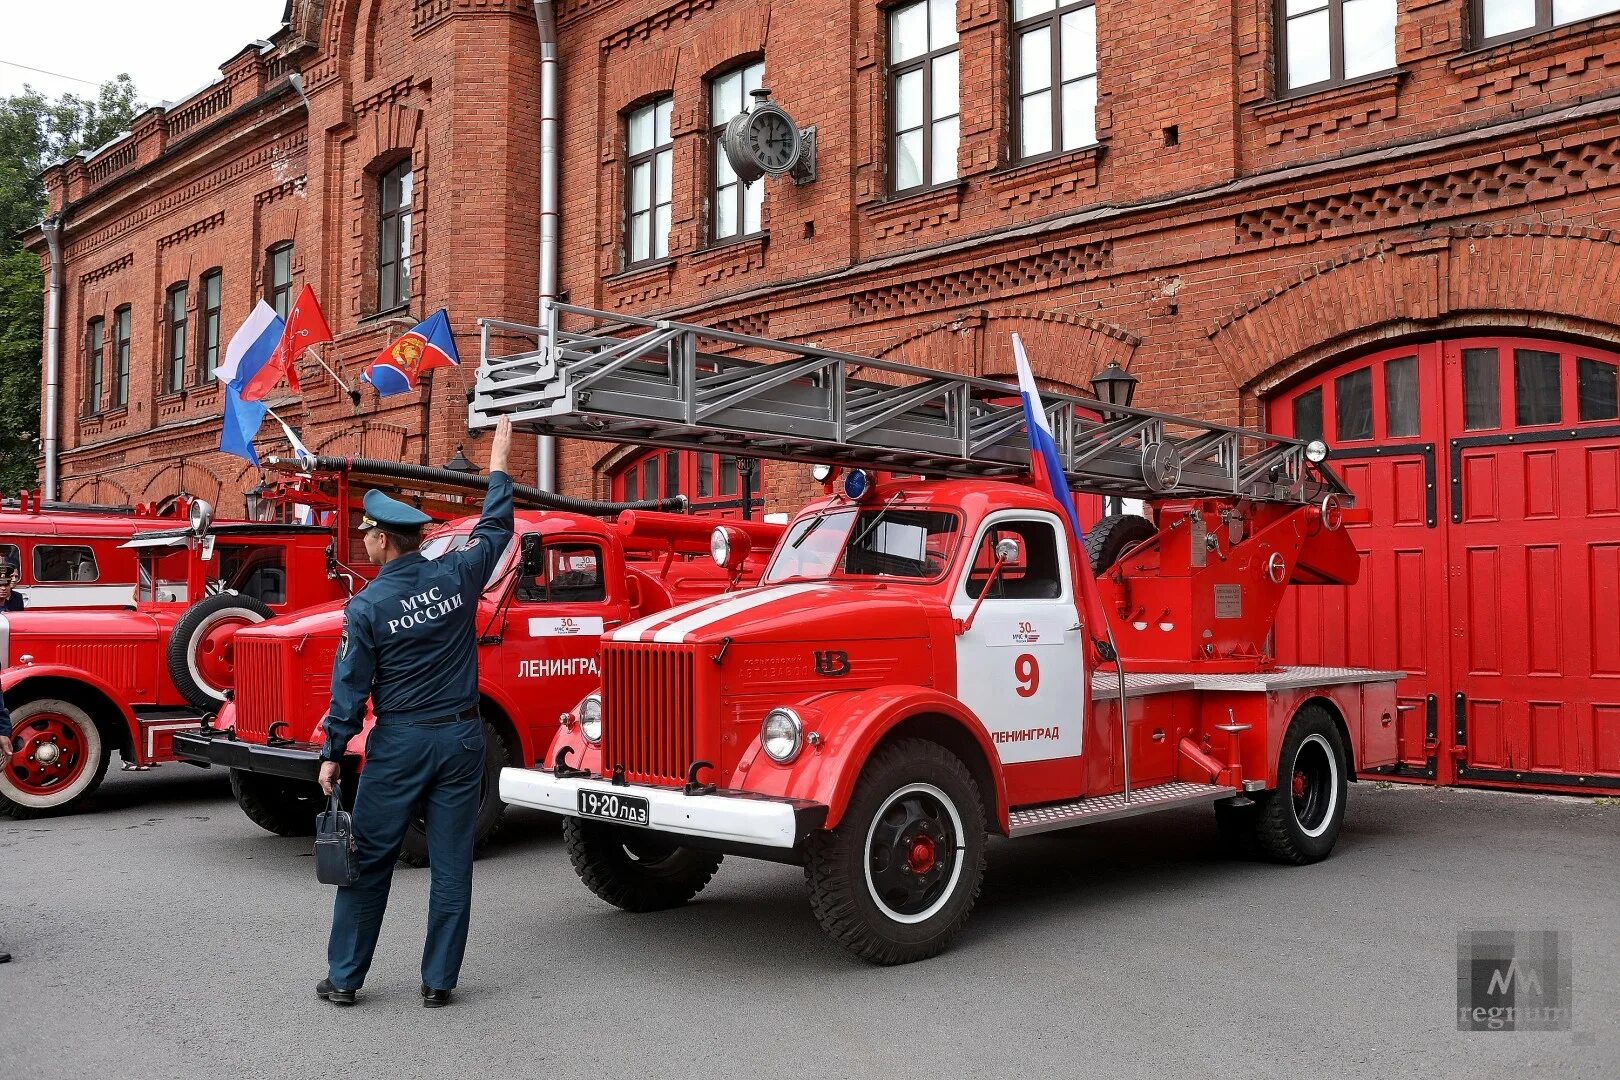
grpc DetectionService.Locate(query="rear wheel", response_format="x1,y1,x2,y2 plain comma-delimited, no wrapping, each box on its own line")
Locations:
564,820,724,912
0,698,112,819
167,593,274,711
804,738,987,965
1248,704,1349,865
399,718,510,867
229,769,321,837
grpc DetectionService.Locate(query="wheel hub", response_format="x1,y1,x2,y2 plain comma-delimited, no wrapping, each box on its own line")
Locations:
906,836,937,875
1291,770,1306,800
34,740,61,765
865,785,959,920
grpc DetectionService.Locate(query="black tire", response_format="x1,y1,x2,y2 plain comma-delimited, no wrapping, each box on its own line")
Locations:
229,768,322,837
804,738,987,965
166,592,274,710
0,697,112,819
1249,704,1349,865
398,718,511,868
1086,513,1157,576
563,819,725,912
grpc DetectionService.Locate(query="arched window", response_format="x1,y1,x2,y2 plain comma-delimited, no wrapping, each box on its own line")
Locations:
611,449,762,518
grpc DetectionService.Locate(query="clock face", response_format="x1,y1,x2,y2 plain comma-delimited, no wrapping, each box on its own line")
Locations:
747,111,798,172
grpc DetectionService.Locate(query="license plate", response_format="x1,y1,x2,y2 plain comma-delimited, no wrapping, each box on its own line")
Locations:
577,788,650,826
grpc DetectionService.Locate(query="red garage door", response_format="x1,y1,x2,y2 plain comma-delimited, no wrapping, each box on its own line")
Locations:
1270,337,1620,794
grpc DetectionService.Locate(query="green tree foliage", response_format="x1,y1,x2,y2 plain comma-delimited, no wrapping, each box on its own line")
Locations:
0,75,142,492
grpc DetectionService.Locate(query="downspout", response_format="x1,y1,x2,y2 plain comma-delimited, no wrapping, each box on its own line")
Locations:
40,212,67,501
533,0,560,492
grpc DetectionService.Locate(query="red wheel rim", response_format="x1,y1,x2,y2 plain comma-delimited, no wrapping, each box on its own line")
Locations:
1291,770,1307,800
193,615,255,691
6,711,90,797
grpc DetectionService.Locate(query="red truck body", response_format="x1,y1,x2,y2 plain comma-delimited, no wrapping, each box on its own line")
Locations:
0,500,191,608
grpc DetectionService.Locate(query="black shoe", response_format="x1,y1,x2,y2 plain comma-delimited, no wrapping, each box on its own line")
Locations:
316,978,356,1006
421,984,452,1008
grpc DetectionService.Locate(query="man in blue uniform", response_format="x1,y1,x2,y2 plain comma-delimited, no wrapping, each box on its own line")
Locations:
316,417,513,1008
0,557,24,611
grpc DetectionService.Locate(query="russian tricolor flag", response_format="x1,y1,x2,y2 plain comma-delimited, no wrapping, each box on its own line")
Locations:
363,308,460,397
1012,333,1114,654
215,301,284,466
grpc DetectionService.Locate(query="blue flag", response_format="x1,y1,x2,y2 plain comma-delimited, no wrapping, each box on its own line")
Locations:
220,383,269,466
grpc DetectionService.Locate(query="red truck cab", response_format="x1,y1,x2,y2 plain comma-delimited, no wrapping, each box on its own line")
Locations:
175,507,781,865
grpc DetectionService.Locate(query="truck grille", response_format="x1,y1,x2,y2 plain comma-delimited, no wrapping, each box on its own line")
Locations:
233,637,284,742
602,642,704,787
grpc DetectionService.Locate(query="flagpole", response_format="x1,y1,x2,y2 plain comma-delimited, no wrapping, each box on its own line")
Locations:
306,344,363,407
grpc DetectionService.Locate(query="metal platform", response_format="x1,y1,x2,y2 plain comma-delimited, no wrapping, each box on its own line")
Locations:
473,303,1349,506
1007,781,1234,836
1089,665,1402,699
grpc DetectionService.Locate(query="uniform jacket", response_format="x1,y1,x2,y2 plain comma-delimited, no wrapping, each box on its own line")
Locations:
319,472,516,761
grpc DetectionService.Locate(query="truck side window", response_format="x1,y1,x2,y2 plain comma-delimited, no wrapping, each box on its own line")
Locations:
219,547,287,605
964,521,1062,601
517,543,606,604
0,544,19,576
35,545,98,583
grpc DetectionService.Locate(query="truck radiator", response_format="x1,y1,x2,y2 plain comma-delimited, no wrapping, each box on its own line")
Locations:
233,638,285,742
602,642,699,787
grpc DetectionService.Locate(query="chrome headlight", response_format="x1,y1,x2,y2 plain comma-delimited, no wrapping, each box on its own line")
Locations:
188,497,215,537
810,464,834,483
761,708,804,764
1304,439,1329,464
709,527,731,568
579,694,603,744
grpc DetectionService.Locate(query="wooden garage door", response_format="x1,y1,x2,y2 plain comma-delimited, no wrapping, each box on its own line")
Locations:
1270,337,1620,794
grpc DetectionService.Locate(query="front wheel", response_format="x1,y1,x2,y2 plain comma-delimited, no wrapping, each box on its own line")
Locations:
563,820,724,912
0,698,112,819
230,769,322,837
804,738,987,965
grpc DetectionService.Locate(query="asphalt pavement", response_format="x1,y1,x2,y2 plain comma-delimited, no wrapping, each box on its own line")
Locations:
1,765,1615,1080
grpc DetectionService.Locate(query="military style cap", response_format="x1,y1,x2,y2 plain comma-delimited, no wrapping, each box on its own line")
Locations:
358,488,433,531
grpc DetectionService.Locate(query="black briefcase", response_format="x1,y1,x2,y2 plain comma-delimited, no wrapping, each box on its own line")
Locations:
314,784,358,887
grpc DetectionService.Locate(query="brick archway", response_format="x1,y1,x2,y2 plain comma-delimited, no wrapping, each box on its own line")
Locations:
1208,225,1620,395
874,306,1139,390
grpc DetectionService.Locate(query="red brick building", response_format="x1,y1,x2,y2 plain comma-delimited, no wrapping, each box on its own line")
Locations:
27,0,1620,788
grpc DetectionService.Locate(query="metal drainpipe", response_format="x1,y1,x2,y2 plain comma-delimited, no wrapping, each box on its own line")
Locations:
40,212,67,500
533,0,560,492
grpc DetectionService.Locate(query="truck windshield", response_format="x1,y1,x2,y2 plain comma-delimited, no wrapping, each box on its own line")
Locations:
420,532,514,589
765,507,961,583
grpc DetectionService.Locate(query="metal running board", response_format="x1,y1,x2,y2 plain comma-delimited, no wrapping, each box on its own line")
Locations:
473,304,1348,505
1007,781,1235,837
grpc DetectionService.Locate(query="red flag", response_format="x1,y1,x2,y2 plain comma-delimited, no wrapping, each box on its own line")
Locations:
240,285,332,401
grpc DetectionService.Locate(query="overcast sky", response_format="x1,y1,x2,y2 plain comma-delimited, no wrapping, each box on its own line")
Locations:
0,1,287,106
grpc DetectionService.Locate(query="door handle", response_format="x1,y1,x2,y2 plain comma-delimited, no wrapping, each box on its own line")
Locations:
604,620,622,628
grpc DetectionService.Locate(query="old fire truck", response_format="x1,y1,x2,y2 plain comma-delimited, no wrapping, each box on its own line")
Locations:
173,468,781,866
480,305,1403,964
0,495,189,608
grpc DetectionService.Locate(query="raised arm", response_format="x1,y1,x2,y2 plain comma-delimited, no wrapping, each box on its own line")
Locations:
451,417,516,591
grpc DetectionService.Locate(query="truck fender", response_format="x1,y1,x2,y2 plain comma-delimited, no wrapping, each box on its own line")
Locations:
733,686,1010,835
474,680,531,765
1,663,141,752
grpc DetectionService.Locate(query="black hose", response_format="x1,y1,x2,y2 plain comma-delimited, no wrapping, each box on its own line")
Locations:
267,455,686,516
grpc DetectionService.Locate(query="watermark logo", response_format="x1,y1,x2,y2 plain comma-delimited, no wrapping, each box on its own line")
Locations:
1457,931,1572,1032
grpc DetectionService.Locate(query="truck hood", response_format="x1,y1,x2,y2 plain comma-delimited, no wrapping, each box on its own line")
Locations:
0,606,161,663
235,597,349,641
607,581,941,646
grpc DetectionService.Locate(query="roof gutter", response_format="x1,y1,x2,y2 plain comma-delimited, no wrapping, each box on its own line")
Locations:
40,211,67,501
533,0,560,492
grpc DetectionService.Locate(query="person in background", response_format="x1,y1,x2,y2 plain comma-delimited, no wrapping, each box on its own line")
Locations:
315,417,514,1009
0,557,24,611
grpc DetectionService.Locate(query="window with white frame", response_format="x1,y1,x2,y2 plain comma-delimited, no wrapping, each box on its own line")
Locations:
888,0,960,193
709,61,767,243
625,97,674,266
1013,0,1098,160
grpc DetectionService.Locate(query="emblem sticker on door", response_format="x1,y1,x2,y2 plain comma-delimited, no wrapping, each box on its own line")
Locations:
529,616,605,637
987,613,1070,647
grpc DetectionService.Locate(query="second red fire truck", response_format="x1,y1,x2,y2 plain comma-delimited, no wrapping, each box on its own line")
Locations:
479,306,1403,964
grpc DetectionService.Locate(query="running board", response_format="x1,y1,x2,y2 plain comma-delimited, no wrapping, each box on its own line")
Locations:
1007,781,1235,837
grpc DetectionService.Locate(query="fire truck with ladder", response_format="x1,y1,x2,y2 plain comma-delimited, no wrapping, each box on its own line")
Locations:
172,458,782,866
479,305,1403,964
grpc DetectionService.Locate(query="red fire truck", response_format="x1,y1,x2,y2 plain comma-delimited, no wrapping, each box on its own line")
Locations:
480,306,1403,964
0,495,189,608
173,491,782,865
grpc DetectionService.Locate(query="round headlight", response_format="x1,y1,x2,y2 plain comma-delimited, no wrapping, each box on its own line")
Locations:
810,464,834,483
842,469,870,501
579,694,603,744
710,527,731,568
1304,439,1330,464
760,708,804,764
188,497,215,537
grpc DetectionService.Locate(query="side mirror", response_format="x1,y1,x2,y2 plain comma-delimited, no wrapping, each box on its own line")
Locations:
994,537,1022,565
520,532,543,575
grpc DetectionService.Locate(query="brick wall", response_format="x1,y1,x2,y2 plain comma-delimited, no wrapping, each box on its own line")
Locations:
29,0,1620,517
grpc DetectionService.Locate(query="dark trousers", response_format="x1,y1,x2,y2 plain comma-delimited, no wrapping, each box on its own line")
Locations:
327,716,483,991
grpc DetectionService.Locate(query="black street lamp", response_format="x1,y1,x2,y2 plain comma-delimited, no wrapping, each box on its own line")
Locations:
443,446,480,475
1090,361,1139,414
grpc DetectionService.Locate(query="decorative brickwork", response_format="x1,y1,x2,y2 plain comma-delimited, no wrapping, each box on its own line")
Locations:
847,242,1112,319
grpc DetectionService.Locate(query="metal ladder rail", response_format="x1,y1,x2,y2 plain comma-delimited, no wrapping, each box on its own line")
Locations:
474,305,1349,506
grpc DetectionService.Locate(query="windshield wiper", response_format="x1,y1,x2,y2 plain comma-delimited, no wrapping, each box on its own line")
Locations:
849,493,905,551
790,514,828,550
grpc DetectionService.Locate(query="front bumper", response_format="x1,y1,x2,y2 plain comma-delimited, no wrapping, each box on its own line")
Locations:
171,729,324,783
498,767,826,850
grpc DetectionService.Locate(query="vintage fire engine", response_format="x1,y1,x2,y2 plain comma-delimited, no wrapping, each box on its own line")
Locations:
480,305,1403,964
173,471,782,866
0,495,189,608
0,497,364,818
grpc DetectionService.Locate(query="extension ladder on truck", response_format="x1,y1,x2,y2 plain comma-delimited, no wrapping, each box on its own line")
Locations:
471,304,1349,505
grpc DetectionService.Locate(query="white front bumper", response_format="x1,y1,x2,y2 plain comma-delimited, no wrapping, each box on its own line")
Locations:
498,767,805,849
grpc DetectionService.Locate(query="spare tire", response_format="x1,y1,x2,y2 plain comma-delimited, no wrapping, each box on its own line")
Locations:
167,592,274,710
1086,513,1157,576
